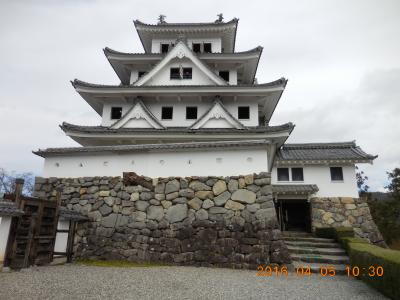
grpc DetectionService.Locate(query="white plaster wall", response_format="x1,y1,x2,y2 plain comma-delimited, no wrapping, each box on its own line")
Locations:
0,216,11,265
143,58,216,86
151,38,222,53
101,100,259,127
130,70,139,84
54,220,69,253
42,148,269,178
271,165,359,198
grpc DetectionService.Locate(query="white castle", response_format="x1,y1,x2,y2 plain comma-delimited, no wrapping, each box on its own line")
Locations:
34,15,376,231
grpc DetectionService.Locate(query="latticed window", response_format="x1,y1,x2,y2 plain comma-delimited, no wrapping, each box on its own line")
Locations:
292,168,304,181
330,167,344,181
277,168,289,181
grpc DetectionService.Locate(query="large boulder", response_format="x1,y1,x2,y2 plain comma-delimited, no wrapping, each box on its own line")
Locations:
189,181,211,191
166,204,188,223
165,179,180,194
147,205,164,221
231,189,256,204
212,180,227,196
214,191,231,206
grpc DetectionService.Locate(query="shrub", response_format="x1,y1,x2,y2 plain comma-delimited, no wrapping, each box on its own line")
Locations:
315,226,354,240
342,238,400,299
315,227,336,239
334,227,355,239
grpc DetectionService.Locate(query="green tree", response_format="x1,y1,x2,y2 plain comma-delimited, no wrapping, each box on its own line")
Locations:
356,166,369,193
386,168,400,196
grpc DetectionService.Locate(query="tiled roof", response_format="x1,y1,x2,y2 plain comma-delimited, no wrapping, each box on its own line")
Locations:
272,184,319,194
33,139,273,157
0,201,24,216
276,141,377,163
71,78,287,89
103,46,263,57
60,122,295,135
59,207,88,221
133,18,238,28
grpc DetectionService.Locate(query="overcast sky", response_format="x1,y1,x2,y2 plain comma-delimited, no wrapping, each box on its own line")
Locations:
0,0,399,191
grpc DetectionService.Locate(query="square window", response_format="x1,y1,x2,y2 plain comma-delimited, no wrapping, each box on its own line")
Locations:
170,68,180,79
161,107,173,120
219,71,230,82
186,107,198,119
292,168,304,181
203,43,212,53
238,106,250,119
192,43,201,53
277,168,289,181
111,107,122,119
330,167,344,181
161,44,169,53
182,68,192,79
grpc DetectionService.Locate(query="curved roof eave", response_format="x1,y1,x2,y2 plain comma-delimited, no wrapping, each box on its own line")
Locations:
71,77,287,91
133,18,239,53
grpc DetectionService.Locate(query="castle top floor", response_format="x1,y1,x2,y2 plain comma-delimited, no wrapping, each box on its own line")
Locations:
134,15,238,54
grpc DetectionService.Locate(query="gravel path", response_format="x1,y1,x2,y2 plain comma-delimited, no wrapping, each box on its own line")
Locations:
0,265,386,300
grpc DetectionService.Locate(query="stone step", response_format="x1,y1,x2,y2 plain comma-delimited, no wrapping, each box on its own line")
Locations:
281,231,312,238
284,241,342,248
283,236,336,243
292,261,347,275
291,253,350,264
287,246,346,256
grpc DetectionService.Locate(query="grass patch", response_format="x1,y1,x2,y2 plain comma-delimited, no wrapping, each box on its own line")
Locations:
76,259,170,268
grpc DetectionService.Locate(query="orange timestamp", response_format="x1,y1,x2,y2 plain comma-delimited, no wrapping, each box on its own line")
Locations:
256,265,384,277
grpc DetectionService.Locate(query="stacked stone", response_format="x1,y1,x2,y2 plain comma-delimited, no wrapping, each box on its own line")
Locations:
311,197,385,245
34,173,291,268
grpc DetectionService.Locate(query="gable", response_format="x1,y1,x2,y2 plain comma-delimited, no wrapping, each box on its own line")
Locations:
110,101,165,129
134,41,227,87
147,58,217,86
189,100,245,130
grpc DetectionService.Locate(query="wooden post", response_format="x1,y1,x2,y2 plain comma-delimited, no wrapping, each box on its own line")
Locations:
14,178,24,208
23,214,36,268
66,221,76,263
49,189,62,262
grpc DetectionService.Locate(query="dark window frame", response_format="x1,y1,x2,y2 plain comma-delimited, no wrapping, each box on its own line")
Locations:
277,168,290,182
192,43,201,53
170,68,180,80
330,167,344,181
238,106,250,120
203,43,212,53
161,106,173,120
161,44,169,53
186,106,198,120
110,107,122,120
291,168,304,181
182,68,192,79
219,70,230,82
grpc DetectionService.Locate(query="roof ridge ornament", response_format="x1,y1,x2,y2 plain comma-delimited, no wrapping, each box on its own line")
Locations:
215,13,224,23
157,14,167,25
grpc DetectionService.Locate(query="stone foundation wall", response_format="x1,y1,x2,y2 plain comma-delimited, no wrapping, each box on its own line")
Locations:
34,172,291,268
311,197,386,246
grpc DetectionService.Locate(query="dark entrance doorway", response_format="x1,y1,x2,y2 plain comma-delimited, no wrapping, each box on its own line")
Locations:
275,199,311,232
